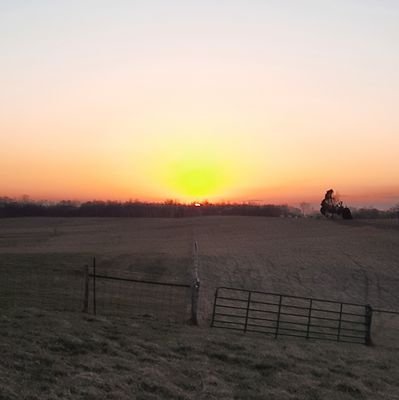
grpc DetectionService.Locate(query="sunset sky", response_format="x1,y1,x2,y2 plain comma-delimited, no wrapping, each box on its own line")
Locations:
1,1,399,208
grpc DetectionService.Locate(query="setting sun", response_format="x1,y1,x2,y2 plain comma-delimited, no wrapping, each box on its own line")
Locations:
174,165,221,198
162,155,231,202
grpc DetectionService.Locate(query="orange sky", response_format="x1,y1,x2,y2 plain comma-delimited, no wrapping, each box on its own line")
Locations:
1,2,399,208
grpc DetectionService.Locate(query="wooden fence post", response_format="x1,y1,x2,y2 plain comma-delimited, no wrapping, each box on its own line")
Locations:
365,304,373,345
83,264,89,313
191,278,200,325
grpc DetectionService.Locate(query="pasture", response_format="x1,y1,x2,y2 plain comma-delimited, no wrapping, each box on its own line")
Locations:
1,216,399,399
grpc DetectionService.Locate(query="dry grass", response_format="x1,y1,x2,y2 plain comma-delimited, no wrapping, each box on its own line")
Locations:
0,218,194,318
1,307,399,400
194,217,399,339
1,216,399,398
0,217,193,256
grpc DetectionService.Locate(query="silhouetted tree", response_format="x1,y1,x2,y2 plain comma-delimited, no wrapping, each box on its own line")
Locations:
320,189,352,220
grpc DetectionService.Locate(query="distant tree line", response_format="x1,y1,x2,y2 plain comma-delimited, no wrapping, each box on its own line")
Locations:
0,197,301,218
352,206,399,219
1,197,397,219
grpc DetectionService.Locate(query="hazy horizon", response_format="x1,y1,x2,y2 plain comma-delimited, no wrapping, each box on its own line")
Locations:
1,1,398,207
1,191,397,211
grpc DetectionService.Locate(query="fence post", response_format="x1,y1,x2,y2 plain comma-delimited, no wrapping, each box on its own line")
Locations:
337,303,343,342
93,257,97,316
191,278,200,325
82,264,89,313
365,304,373,345
275,295,283,338
244,291,252,333
306,298,313,339
191,239,200,325
211,288,219,327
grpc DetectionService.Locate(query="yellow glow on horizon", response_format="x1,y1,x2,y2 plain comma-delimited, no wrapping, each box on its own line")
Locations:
172,163,223,198
148,143,236,202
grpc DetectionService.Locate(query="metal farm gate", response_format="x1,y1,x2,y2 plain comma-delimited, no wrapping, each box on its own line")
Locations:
211,287,372,345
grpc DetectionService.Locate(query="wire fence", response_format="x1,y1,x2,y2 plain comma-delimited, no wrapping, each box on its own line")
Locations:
0,255,86,312
2,252,399,345
85,258,193,323
368,308,399,347
0,254,195,323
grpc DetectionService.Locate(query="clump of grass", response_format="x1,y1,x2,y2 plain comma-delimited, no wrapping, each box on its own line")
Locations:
48,334,89,355
335,381,364,398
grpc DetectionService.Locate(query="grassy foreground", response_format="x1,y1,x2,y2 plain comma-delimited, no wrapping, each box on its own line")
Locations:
1,217,399,399
1,307,398,400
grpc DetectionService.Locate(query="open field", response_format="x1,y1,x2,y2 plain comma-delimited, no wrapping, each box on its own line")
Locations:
194,218,399,338
0,218,194,319
1,216,399,399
